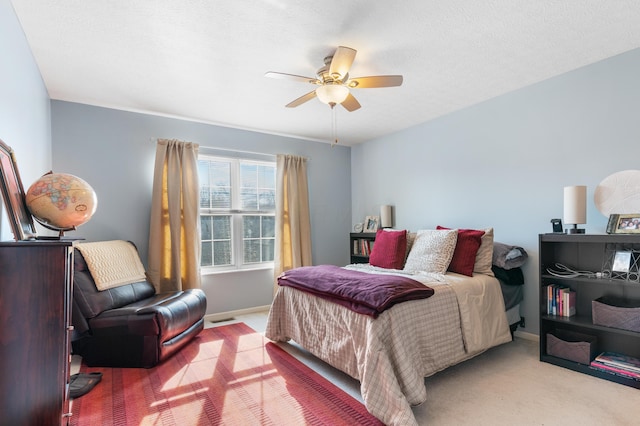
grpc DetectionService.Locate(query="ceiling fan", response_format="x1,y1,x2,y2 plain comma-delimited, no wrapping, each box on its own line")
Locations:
265,46,403,112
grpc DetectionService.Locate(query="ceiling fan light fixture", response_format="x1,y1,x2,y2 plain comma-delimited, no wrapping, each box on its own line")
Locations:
316,84,349,105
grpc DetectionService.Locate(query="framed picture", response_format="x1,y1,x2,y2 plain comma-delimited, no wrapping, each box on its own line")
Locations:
607,214,640,234
364,215,379,232
612,251,632,273
0,139,37,241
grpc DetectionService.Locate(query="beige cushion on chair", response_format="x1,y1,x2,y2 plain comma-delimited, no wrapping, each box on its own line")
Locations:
76,240,147,291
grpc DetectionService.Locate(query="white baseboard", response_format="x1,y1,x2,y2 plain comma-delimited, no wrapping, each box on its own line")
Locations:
205,305,271,323
514,329,539,342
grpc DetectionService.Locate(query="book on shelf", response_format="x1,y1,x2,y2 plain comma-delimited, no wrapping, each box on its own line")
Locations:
353,239,372,256
544,284,576,317
361,239,370,256
594,352,640,374
562,288,576,317
590,361,640,380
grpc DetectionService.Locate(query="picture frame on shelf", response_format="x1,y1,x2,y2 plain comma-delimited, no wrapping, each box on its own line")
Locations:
612,251,632,273
0,139,37,241
364,216,379,232
607,214,640,234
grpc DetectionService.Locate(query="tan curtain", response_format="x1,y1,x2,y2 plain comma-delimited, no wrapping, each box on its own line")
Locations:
274,154,312,294
147,139,201,293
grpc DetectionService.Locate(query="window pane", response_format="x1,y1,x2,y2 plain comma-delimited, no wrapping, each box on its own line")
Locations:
201,241,213,267
200,188,212,209
201,216,212,240
212,188,230,209
240,163,257,188
241,188,258,210
259,189,275,210
198,161,211,208
198,159,232,209
262,239,274,262
262,216,275,238
243,216,260,238
214,241,232,265
258,165,275,189
244,239,261,263
210,161,231,209
212,216,231,239
211,161,230,185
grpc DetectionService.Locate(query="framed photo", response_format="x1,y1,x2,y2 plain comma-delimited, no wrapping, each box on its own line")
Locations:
0,139,37,241
364,215,379,232
612,251,632,272
607,214,640,234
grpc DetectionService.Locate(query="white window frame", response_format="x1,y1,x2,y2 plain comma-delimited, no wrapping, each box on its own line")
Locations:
199,154,276,273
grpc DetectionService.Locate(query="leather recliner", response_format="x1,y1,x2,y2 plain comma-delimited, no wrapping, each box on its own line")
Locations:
71,242,207,368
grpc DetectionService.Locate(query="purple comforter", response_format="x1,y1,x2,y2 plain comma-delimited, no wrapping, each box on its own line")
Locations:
277,265,434,318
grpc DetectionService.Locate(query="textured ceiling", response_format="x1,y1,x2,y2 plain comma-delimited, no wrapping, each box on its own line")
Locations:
10,1,640,146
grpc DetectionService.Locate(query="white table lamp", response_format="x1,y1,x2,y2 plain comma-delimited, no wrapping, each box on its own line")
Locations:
564,186,587,234
380,205,393,228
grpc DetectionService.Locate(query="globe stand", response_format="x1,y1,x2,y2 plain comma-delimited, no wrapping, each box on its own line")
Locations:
34,219,82,241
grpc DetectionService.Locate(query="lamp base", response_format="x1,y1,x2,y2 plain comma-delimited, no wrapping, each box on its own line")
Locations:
567,227,585,234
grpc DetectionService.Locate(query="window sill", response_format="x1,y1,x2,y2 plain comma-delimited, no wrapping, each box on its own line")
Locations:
201,264,274,276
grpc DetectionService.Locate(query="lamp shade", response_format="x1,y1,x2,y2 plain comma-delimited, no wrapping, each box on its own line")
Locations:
564,186,587,225
316,84,349,105
380,205,393,228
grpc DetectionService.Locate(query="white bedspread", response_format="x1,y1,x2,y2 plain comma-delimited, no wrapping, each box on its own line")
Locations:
265,267,512,426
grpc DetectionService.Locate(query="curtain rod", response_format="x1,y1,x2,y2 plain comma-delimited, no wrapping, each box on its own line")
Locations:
198,145,276,158
150,138,308,160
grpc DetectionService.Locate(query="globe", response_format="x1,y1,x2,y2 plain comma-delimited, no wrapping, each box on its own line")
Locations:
25,172,98,234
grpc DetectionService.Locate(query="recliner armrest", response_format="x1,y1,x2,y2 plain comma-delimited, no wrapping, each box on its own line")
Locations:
141,289,207,341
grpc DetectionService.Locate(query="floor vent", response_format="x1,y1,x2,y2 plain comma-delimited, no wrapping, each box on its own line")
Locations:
210,317,235,324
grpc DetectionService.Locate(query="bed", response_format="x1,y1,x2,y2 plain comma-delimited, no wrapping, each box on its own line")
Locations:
265,228,525,426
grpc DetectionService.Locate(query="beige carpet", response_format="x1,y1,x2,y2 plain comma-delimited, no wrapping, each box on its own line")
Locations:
217,312,638,426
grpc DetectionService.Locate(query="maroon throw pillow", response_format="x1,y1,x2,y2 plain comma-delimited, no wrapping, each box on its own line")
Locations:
369,229,408,270
436,226,485,276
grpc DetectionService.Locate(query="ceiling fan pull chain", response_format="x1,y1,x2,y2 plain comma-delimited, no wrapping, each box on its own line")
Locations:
331,104,339,147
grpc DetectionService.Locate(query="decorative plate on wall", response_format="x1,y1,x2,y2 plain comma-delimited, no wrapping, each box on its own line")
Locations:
594,170,640,217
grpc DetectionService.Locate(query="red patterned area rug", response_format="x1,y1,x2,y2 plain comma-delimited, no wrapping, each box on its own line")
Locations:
70,322,382,425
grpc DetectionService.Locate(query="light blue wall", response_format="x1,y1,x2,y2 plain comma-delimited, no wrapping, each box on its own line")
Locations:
0,0,51,241
51,101,352,314
351,48,640,335
6,0,640,332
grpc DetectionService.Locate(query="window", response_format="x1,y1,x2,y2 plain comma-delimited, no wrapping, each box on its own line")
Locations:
198,155,276,270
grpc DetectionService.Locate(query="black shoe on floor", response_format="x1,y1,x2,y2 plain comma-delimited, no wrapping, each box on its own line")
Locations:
69,372,103,399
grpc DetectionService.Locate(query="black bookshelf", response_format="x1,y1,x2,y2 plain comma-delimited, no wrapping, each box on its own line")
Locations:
350,232,376,264
539,233,640,389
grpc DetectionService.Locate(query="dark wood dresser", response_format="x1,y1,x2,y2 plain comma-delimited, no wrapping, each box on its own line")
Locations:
0,240,74,425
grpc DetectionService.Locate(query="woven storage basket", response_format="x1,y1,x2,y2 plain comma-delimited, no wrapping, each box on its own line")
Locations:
546,330,597,365
592,296,640,333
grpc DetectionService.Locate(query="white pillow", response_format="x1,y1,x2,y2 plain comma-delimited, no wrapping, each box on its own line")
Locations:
403,229,458,274
405,231,417,261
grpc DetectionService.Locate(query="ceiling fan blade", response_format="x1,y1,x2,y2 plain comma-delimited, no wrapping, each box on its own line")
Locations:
286,90,317,108
329,46,357,80
265,71,318,84
346,75,403,88
341,93,361,112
